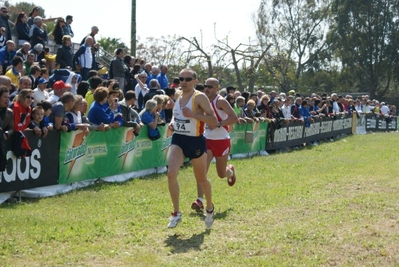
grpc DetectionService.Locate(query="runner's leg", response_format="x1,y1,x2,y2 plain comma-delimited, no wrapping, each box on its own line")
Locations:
191,152,212,211
167,145,185,213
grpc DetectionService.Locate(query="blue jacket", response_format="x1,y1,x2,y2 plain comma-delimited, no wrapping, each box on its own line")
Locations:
0,46,16,67
156,73,168,89
87,101,115,125
74,44,92,69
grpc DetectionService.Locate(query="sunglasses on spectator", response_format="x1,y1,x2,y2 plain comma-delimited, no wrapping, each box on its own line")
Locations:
204,85,214,89
26,96,34,100
179,77,194,82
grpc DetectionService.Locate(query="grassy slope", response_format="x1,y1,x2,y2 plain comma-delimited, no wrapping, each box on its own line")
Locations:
1,133,399,267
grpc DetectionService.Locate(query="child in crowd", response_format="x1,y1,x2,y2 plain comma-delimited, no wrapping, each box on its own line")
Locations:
36,100,53,130
28,106,48,137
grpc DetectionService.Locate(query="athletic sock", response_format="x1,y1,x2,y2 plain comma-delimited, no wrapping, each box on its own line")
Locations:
226,168,233,178
198,197,203,203
206,204,214,213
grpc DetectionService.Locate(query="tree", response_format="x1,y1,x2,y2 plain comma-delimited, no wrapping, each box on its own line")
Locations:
254,0,331,92
327,0,399,98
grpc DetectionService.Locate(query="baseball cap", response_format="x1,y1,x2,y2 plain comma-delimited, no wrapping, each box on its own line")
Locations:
38,78,48,84
53,80,66,90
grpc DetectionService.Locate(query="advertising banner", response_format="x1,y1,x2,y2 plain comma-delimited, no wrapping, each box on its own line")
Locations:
58,126,172,184
266,116,353,150
0,131,60,193
229,121,268,154
365,114,397,132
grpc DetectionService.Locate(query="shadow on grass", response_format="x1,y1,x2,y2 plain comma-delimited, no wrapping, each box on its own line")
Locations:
164,229,210,253
189,208,233,220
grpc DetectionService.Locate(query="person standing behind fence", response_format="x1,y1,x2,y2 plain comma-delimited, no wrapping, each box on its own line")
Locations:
80,26,100,70
191,77,238,213
156,65,168,89
14,12,30,46
166,68,217,229
29,16,47,49
63,15,74,38
0,7,11,42
56,35,73,69
74,36,93,81
0,86,13,171
112,48,127,93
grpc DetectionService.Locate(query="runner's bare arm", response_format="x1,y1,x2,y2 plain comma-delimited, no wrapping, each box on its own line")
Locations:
181,94,217,126
217,98,239,126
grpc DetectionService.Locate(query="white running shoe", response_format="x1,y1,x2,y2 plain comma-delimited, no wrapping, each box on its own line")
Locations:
205,207,214,229
167,212,182,228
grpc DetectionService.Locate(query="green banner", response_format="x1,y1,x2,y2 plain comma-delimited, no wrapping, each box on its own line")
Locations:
229,121,268,154
58,125,172,184
58,122,268,184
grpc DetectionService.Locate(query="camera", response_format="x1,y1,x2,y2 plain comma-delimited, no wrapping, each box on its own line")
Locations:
114,98,118,103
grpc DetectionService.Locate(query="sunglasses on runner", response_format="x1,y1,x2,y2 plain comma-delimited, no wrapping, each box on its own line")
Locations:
204,85,214,89
179,77,194,82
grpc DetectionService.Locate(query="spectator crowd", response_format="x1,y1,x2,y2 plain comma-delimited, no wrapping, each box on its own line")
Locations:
0,5,397,172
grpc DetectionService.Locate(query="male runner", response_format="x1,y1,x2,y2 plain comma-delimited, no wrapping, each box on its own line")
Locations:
167,68,218,228
191,78,241,212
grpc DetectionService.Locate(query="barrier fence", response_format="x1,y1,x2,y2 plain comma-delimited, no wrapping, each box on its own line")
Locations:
0,115,396,197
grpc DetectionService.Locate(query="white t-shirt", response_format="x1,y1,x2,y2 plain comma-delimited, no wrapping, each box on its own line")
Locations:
33,88,49,106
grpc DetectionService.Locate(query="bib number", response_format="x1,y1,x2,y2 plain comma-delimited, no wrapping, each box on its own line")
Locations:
175,122,186,131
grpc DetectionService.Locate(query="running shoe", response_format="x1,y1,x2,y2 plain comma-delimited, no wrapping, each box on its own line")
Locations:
227,164,236,186
205,206,215,229
167,212,182,228
191,199,204,212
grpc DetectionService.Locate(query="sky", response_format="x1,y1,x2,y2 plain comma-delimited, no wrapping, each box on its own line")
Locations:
14,0,261,49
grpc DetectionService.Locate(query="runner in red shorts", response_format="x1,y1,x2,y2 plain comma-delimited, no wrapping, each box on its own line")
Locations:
191,77,241,212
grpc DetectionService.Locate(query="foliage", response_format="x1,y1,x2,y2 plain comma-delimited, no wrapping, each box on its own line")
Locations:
6,1,47,24
1,133,399,266
327,0,399,98
97,37,130,55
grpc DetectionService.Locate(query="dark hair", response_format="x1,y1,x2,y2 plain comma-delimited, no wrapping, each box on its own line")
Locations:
28,6,40,17
12,56,23,67
123,55,132,65
125,90,136,101
66,15,73,21
241,91,250,102
88,70,98,79
115,48,123,55
32,106,44,115
89,76,103,90
52,18,65,36
77,81,90,97
30,65,40,75
195,84,204,91
14,12,26,26
132,64,141,75
0,85,8,97
60,92,75,104
36,100,52,111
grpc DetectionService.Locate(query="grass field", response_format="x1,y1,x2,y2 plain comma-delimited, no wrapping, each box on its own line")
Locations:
1,132,399,267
